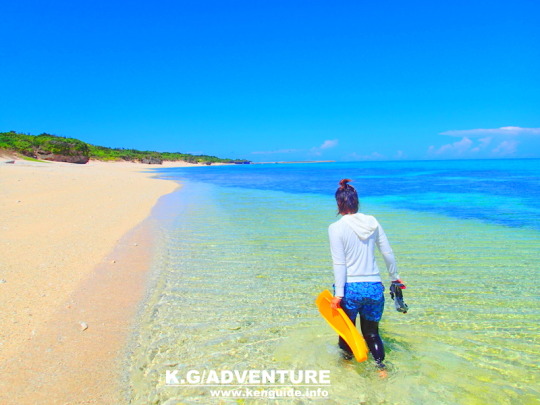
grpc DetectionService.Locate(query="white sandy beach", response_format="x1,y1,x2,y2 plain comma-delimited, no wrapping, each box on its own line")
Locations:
0,157,196,404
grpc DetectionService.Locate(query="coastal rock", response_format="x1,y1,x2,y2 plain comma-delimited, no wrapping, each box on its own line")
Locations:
33,134,90,164
140,156,163,164
35,149,89,164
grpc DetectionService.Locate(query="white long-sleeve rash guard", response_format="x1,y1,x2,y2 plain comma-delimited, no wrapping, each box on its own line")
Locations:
328,213,400,297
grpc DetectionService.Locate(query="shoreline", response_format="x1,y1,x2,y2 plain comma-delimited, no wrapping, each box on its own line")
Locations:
0,158,185,403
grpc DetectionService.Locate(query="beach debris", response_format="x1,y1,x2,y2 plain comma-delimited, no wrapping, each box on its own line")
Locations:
111,260,116,264
133,243,138,246
0,279,6,283
5,160,15,164
79,321,89,331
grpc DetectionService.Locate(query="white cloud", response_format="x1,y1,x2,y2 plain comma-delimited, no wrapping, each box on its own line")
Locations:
471,137,492,153
319,139,339,150
310,139,339,156
429,137,473,156
492,140,518,156
440,126,540,137
430,126,537,157
479,136,492,147
428,134,522,158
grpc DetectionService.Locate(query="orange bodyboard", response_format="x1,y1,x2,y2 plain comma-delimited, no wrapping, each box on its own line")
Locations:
315,289,369,362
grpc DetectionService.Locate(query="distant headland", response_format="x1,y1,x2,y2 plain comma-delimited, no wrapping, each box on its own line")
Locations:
0,131,251,165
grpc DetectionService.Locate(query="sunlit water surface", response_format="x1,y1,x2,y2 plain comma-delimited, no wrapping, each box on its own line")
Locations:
126,160,539,404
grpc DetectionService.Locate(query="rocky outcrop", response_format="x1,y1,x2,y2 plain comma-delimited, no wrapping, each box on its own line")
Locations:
140,156,163,164
35,149,89,164
33,134,90,164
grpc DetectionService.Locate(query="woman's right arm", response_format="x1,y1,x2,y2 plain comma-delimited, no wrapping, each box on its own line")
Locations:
328,224,347,298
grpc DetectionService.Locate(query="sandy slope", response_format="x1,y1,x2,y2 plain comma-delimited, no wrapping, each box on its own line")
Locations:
0,158,191,403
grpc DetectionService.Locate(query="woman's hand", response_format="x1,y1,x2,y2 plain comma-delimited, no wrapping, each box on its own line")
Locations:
331,296,342,309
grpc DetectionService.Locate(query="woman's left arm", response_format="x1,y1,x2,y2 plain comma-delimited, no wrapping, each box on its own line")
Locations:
376,223,400,281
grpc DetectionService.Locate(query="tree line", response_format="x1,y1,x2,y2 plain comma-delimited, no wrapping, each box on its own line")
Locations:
0,131,250,165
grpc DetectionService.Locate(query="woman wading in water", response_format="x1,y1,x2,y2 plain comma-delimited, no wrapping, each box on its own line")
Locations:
328,179,405,370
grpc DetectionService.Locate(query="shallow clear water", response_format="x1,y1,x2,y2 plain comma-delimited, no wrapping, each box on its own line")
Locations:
153,159,540,230
127,160,540,404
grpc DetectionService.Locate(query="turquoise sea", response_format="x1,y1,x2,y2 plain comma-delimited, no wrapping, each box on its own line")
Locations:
126,159,540,404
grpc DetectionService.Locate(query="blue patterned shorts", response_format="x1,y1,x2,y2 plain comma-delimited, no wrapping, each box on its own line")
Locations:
335,282,385,322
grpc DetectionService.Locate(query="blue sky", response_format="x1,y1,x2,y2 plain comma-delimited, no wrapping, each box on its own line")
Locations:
1,0,539,162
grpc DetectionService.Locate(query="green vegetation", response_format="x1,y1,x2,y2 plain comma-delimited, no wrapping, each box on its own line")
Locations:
0,131,250,165
0,132,34,155
20,155,51,163
0,132,90,163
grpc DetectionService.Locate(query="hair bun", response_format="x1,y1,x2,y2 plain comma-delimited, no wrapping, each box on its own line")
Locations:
339,178,352,189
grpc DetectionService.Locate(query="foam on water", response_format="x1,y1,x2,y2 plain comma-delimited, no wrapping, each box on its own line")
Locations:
126,177,539,404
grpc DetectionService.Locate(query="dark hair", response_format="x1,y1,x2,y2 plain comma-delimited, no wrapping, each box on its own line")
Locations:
335,179,359,215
